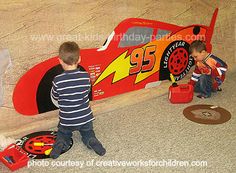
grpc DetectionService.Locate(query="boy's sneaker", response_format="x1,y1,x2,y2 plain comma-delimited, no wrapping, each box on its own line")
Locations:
212,87,222,92
197,94,210,99
50,142,64,159
88,138,106,156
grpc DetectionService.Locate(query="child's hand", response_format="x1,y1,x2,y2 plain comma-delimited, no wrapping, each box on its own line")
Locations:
202,68,211,74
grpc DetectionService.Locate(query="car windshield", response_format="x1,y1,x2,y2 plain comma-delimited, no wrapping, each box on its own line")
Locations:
97,31,115,51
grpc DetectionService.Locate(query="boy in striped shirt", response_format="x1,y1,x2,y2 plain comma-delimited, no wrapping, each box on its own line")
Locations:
50,41,106,159
188,40,227,98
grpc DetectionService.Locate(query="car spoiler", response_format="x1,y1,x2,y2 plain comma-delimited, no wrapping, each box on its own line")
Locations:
205,8,218,45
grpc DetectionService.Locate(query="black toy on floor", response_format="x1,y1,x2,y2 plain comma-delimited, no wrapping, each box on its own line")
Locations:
15,131,73,159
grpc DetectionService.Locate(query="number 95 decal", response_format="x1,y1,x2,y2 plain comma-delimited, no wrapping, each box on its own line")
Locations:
130,45,156,75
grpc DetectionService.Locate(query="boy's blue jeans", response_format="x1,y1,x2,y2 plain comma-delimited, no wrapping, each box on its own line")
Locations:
194,74,213,97
55,121,98,149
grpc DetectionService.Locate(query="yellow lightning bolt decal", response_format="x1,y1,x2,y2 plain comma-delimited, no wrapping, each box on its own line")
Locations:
93,51,131,86
93,39,171,86
135,62,159,83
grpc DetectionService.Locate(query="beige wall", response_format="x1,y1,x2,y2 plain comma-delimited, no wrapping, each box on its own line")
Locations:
0,0,235,109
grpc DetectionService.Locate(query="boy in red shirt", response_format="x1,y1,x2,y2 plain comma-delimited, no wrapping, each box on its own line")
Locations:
188,40,227,98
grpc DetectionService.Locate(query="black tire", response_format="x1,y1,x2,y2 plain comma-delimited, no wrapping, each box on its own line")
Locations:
159,40,194,81
36,65,92,114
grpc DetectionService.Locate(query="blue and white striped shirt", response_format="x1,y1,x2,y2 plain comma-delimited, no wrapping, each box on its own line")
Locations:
51,68,94,127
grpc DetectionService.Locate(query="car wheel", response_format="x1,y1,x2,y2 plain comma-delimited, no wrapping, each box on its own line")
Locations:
159,40,194,81
36,65,92,114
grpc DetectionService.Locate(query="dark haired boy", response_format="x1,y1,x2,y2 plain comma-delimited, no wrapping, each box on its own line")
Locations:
188,40,228,98
50,41,106,159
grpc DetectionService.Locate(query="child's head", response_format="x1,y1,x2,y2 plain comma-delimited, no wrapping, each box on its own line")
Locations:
59,41,80,69
189,40,208,61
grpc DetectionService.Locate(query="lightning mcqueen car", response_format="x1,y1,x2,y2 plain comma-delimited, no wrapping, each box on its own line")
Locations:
13,9,218,115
